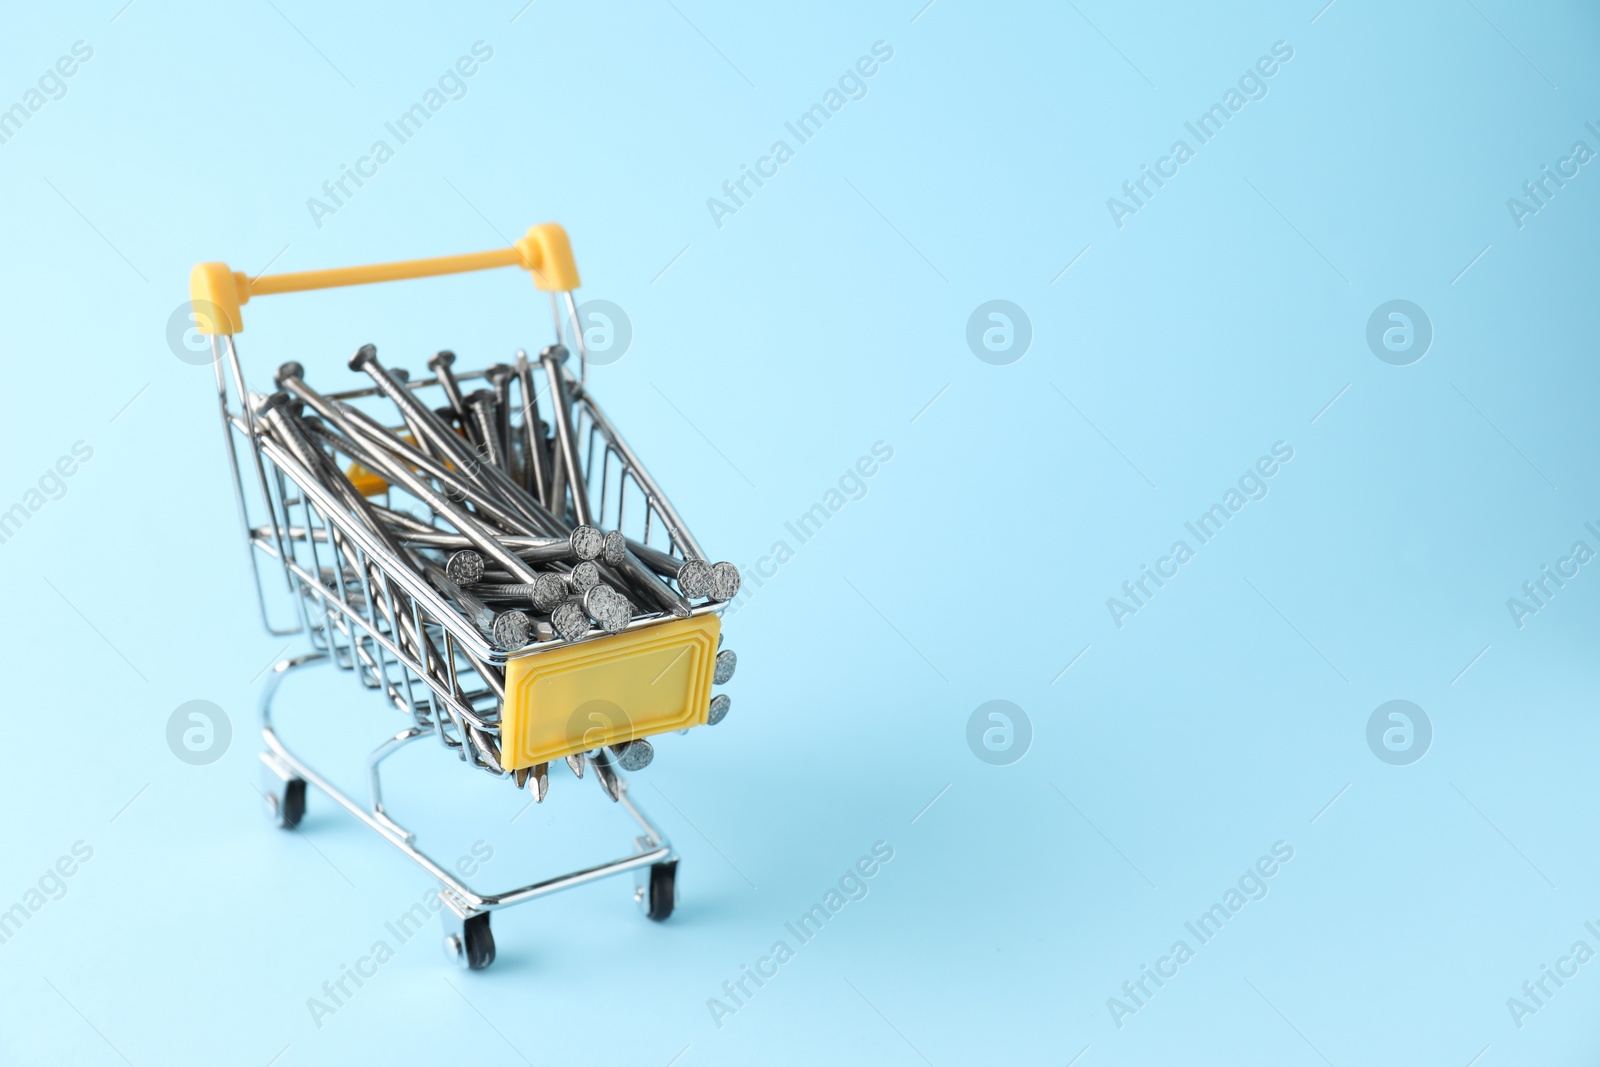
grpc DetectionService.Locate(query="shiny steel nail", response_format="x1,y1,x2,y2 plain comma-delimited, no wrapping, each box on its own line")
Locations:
464,389,507,472
537,344,592,527
428,350,468,419
446,550,484,585
709,562,741,601
550,597,590,642
602,529,626,567
609,739,653,772
582,585,633,634
514,351,553,503
627,540,714,598
565,560,601,593
347,345,546,530
485,363,517,476
491,610,532,650
302,412,541,584
512,761,550,801
589,747,621,801
471,573,568,612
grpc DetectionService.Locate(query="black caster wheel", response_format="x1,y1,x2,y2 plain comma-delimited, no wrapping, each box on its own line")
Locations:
443,911,495,970
642,860,677,922
264,777,306,830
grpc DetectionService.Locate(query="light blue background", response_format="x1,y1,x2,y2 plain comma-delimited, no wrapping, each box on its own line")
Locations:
0,1,1597,1063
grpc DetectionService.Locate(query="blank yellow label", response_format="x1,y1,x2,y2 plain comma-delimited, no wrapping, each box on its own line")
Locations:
499,614,720,769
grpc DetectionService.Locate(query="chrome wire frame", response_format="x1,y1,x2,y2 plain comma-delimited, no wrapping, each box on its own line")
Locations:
210,321,719,916
576,384,709,562
260,653,673,917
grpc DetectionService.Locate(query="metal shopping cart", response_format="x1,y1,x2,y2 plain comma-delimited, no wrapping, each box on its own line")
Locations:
191,223,736,969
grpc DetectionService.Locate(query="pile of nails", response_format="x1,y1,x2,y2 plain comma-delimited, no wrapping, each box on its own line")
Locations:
249,342,739,787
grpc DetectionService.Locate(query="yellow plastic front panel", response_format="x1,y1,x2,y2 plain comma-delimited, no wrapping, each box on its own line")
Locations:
500,614,719,770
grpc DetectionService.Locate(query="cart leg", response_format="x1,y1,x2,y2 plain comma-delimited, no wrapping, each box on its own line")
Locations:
258,653,325,831
260,754,306,830
440,894,495,970
633,837,678,922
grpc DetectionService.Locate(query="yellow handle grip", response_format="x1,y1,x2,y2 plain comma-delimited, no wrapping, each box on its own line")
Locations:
189,223,580,335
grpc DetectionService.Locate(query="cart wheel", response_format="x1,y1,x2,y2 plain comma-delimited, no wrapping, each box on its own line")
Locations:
444,912,495,970
643,860,677,922
264,777,306,830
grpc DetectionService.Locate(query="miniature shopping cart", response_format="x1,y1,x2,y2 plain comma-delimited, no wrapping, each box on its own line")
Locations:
192,223,735,969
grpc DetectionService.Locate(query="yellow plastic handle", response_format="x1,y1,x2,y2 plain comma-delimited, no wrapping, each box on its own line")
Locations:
188,223,580,335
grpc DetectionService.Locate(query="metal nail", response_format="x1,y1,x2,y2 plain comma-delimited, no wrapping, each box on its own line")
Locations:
347,345,545,530
471,573,568,612
707,694,730,725
428,350,469,419
589,747,621,801
301,411,542,584
446,550,484,585
382,515,602,565
470,726,504,774
710,562,741,601
369,504,436,535
602,530,626,567
464,389,506,472
485,364,517,478
255,393,402,556
345,346,446,465
550,597,590,642
581,585,633,634
545,426,568,519
335,415,541,539
609,739,653,772
615,552,694,618
492,610,532,651
514,351,553,504
565,560,601,593
627,539,714,598
714,649,736,685
309,408,540,539
537,344,592,527
277,359,513,524
570,525,606,562
256,396,461,695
